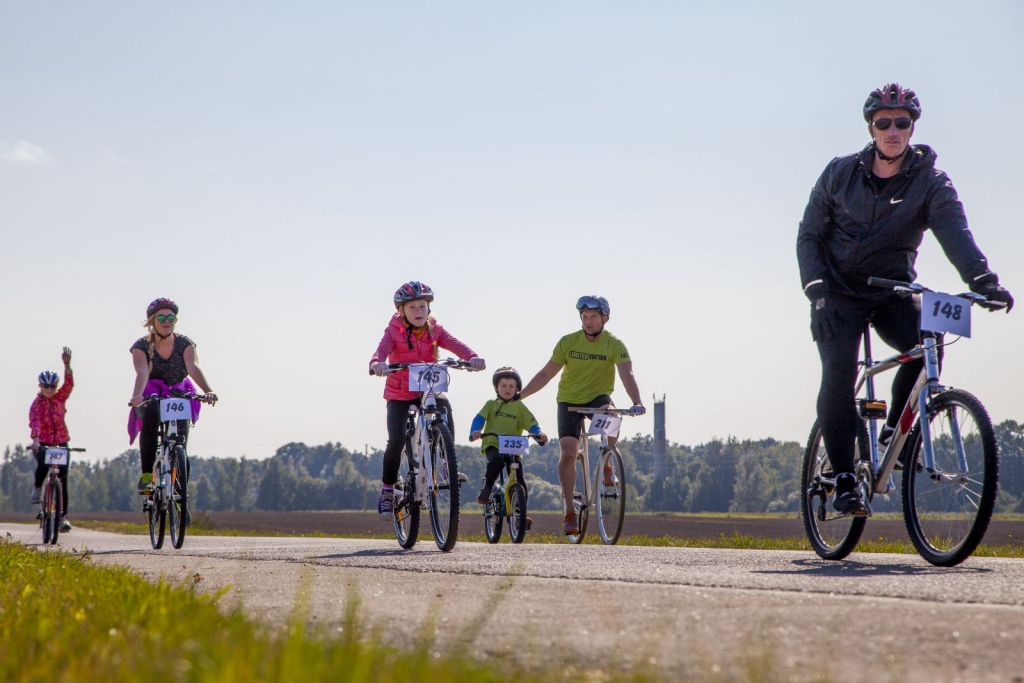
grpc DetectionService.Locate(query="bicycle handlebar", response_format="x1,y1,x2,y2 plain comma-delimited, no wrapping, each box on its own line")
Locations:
567,407,638,415
368,358,478,376
476,432,547,448
867,276,1005,309
136,394,217,406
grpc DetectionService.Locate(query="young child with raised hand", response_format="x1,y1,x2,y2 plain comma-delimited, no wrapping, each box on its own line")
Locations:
469,366,548,506
28,347,74,531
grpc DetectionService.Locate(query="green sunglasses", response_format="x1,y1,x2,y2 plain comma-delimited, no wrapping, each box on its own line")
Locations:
156,314,177,323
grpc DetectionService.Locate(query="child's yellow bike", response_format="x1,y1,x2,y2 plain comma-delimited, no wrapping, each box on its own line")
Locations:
479,432,544,544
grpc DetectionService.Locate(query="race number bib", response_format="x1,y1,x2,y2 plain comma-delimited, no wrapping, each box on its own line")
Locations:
160,397,193,422
497,435,530,456
921,291,971,337
44,448,69,465
407,364,450,392
588,414,622,436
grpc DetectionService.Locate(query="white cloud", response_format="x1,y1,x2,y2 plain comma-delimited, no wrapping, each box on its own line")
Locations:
0,140,53,165
102,148,128,165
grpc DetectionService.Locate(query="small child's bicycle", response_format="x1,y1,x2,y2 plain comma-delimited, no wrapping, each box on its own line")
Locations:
478,432,544,544
38,445,85,545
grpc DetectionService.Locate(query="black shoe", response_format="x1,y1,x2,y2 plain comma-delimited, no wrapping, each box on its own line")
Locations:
477,484,492,505
833,473,868,515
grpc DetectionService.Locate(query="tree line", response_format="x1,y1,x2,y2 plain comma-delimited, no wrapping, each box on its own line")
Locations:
2,419,1023,514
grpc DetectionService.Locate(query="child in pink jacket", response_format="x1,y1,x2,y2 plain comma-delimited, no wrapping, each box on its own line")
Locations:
369,281,486,520
28,347,74,531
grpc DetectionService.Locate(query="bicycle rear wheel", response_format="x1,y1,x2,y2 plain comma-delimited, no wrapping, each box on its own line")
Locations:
169,447,188,549
42,479,60,545
596,447,626,545
800,419,867,560
568,449,588,544
427,421,460,551
902,389,998,567
148,469,166,550
507,483,528,544
393,441,420,549
484,485,503,544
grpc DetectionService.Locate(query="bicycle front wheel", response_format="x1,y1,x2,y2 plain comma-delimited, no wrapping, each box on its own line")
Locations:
568,450,588,545
42,479,59,545
427,421,460,551
596,447,626,545
169,447,188,549
393,441,420,549
507,483,528,544
484,486,503,544
902,389,998,567
800,420,867,560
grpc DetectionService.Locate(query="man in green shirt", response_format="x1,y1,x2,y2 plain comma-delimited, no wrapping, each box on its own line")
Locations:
520,295,645,535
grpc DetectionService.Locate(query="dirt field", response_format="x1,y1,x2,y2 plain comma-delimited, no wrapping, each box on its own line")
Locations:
3,510,1022,547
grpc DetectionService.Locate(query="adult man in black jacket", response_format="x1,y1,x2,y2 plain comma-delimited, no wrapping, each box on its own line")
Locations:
796,83,1014,514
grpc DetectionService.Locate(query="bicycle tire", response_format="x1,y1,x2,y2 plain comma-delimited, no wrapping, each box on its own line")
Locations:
484,484,503,544
901,389,998,567
393,440,419,549
800,419,868,560
42,479,58,545
508,483,528,544
567,450,588,544
169,447,188,549
149,469,166,550
427,420,460,551
596,447,626,545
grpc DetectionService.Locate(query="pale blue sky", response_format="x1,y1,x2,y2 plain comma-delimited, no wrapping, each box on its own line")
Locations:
3,2,1022,462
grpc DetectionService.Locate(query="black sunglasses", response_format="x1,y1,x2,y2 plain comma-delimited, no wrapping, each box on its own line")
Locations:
41,384,57,390
872,117,913,131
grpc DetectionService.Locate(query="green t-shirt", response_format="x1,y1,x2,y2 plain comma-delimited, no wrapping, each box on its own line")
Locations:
552,329,631,404
475,399,540,453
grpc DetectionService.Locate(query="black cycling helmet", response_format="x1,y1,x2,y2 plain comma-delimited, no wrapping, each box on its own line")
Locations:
576,295,610,316
863,83,921,122
492,366,522,399
394,281,434,309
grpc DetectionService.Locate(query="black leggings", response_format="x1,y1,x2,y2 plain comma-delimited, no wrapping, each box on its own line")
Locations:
483,446,528,498
815,293,940,474
137,401,190,474
382,397,453,486
34,444,69,516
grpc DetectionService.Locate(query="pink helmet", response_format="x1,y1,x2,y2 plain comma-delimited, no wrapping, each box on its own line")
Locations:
147,298,179,317
393,282,434,309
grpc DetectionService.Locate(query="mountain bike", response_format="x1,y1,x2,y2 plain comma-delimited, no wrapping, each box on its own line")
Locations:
138,394,213,550
372,358,477,551
38,446,85,545
802,277,1004,566
566,407,635,545
478,432,544,544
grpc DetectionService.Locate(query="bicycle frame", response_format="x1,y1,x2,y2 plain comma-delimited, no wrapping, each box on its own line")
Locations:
855,327,943,495
402,381,448,507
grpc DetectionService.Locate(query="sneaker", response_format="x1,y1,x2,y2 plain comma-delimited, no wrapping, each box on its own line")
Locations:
30,487,41,504
377,489,395,520
457,472,468,484
525,516,533,531
833,473,868,515
137,473,153,495
60,517,72,533
477,484,492,505
563,511,579,535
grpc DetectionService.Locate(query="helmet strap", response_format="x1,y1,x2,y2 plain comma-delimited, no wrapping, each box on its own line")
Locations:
873,141,907,164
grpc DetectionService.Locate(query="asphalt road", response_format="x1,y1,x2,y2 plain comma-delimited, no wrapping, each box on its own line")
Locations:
5,522,1024,682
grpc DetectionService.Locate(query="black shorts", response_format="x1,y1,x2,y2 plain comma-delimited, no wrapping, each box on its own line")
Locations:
557,394,613,439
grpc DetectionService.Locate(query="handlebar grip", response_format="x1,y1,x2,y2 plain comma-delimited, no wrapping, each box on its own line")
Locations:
867,276,911,289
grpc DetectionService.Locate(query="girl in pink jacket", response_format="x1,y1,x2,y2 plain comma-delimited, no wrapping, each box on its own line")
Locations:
369,281,486,519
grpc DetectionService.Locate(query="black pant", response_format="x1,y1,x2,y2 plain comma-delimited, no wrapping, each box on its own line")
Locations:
815,293,940,474
483,446,528,498
137,401,190,474
34,444,69,516
382,397,453,486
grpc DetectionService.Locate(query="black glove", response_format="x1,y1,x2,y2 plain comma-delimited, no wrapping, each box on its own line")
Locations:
805,283,839,342
970,275,1014,313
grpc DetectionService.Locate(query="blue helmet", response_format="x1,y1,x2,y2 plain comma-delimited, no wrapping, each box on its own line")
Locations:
576,295,610,316
38,371,59,386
